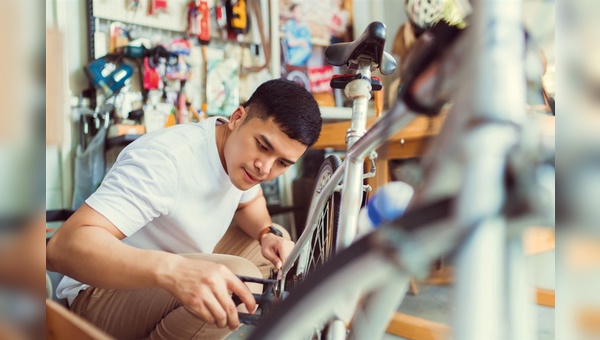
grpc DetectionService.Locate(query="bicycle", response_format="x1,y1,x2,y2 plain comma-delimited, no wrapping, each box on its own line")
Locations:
288,20,399,287
227,17,409,336
228,0,555,339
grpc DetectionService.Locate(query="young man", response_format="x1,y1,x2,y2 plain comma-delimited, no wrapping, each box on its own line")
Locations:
46,79,322,339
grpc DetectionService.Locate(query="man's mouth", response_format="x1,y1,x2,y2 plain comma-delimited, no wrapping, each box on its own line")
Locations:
243,168,259,183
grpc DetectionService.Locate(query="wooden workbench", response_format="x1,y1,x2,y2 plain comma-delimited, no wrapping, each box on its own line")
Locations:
312,111,554,193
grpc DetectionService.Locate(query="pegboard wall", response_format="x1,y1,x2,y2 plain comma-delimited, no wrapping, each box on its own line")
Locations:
90,0,271,69
93,0,190,32
88,0,275,114
93,17,184,58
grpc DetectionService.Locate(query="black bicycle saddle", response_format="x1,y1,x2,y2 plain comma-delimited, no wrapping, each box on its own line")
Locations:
325,21,397,75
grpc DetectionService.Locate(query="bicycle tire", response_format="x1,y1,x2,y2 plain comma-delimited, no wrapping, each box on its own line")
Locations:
250,197,455,340
250,233,390,340
295,156,342,282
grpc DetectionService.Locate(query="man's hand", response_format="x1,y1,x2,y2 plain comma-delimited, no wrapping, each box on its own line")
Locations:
158,257,256,330
260,233,295,270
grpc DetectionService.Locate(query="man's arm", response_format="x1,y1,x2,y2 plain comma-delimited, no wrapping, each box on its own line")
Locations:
233,190,294,269
46,203,255,330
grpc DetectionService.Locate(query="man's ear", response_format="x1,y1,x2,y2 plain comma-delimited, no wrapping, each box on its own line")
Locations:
228,106,246,130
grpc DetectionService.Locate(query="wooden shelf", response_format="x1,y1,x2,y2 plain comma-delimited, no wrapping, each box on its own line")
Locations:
536,288,555,308
312,113,445,193
386,312,452,340
313,113,444,151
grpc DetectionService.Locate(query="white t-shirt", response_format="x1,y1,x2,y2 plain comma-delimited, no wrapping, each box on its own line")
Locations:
56,117,260,304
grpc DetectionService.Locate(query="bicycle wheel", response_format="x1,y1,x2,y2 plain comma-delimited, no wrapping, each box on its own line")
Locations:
251,233,393,340
250,197,455,340
294,156,342,282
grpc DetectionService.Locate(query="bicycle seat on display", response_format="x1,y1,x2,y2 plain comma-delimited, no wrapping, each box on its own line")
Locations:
325,21,397,75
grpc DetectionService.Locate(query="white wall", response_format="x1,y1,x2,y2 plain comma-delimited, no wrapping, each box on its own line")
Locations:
352,0,407,53
61,0,91,95
523,1,555,63
46,0,89,210
352,0,554,59
46,146,64,211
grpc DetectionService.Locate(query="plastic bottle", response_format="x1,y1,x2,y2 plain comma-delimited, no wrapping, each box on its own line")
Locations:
357,181,414,238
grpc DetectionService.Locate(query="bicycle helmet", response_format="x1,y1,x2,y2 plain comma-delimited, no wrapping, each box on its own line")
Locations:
405,0,444,30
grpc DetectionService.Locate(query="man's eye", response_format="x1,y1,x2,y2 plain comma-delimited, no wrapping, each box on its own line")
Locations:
279,160,289,167
257,141,267,151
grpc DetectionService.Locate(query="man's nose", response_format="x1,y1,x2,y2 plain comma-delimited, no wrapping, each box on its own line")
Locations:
255,157,274,176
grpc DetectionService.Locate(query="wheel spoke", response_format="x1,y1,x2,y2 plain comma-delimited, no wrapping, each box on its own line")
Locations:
295,158,340,278
307,197,336,272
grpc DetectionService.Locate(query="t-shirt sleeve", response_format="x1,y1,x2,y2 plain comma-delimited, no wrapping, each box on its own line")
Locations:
240,184,261,204
85,146,180,237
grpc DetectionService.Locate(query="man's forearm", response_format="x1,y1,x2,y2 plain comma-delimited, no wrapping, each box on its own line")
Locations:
47,226,180,290
233,194,272,241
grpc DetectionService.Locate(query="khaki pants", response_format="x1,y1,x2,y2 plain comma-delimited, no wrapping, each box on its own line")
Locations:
70,224,289,340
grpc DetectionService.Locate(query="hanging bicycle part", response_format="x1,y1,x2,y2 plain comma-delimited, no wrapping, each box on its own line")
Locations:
240,0,271,74
84,57,134,99
226,0,250,38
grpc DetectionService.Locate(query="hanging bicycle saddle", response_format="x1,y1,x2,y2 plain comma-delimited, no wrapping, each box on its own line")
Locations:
325,21,397,75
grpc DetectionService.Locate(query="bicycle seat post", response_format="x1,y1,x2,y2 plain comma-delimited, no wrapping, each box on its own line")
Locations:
335,58,377,251
344,59,373,149
324,22,394,251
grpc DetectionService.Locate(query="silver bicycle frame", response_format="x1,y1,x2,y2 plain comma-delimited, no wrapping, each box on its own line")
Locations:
336,61,373,252
453,0,533,339
273,0,542,338
280,102,419,289
280,6,464,319
343,0,536,338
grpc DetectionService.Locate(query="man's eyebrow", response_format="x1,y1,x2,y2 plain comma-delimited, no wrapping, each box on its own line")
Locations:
259,134,296,165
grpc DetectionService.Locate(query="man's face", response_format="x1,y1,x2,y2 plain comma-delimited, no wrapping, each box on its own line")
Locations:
223,106,308,191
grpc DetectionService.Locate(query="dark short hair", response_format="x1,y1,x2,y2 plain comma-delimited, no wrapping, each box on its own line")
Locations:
242,79,322,147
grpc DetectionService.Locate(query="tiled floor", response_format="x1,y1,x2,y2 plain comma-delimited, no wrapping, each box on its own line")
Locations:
228,283,554,339
383,284,555,340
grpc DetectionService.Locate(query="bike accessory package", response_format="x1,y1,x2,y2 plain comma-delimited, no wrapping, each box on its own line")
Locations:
226,0,250,36
206,58,239,116
84,57,134,98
